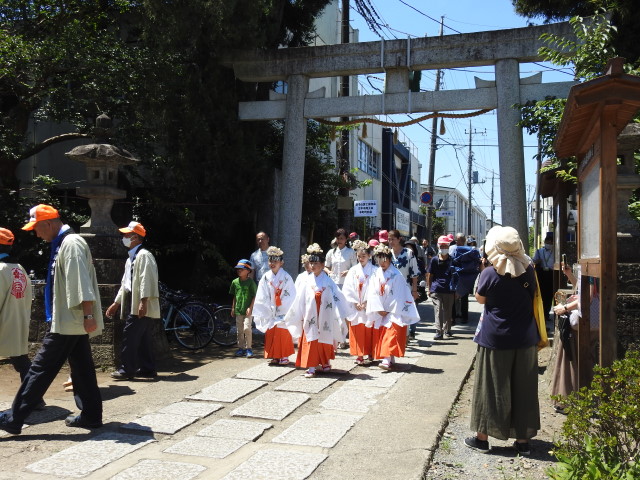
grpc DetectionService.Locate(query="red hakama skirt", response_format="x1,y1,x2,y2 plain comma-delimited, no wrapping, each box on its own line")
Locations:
263,326,295,359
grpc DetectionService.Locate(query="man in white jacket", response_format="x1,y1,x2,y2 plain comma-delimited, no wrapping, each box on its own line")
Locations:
107,221,160,380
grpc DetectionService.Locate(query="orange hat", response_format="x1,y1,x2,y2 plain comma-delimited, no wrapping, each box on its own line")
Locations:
118,221,146,237
22,204,60,231
0,228,14,246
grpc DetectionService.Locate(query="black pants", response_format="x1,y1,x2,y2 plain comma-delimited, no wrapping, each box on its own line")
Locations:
10,332,102,426
9,355,31,382
536,268,554,320
119,315,156,376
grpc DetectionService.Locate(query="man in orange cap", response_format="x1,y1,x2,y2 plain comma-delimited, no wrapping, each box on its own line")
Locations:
0,228,34,384
0,205,104,435
106,221,160,380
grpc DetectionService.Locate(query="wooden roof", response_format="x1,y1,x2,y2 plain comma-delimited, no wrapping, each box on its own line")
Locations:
554,58,640,158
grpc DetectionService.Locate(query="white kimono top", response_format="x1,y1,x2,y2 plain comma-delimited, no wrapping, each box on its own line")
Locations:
0,259,32,357
295,271,311,292
115,247,160,319
284,271,352,344
342,261,377,327
252,268,296,333
366,265,420,329
51,234,104,337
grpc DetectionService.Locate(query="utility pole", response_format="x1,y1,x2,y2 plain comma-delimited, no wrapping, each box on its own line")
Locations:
534,132,542,249
337,0,352,231
425,16,444,244
490,171,495,227
465,121,485,236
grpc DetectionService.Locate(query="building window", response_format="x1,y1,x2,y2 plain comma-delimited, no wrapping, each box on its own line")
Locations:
358,139,380,178
410,179,418,201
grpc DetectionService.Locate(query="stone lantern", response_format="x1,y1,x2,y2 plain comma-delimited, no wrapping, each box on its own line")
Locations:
65,114,139,235
65,114,139,282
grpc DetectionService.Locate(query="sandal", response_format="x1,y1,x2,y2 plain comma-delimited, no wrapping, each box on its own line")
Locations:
379,361,391,370
278,358,290,365
62,380,72,388
268,359,279,365
304,369,316,378
322,364,331,372
354,357,364,365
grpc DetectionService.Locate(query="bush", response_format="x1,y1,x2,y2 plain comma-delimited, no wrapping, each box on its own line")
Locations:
548,350,640,479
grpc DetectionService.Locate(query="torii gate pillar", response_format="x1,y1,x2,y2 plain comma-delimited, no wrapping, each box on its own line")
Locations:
279,74,309,267
496,59,528,238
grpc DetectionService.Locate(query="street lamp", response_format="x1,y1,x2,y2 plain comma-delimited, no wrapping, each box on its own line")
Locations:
435,174,451,185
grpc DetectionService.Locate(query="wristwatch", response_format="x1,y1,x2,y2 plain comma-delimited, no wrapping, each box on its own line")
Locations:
84,314,94,320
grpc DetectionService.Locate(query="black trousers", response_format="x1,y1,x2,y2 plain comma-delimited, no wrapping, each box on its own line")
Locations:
10,332,102,425
9,355,31,382
119,315,156,375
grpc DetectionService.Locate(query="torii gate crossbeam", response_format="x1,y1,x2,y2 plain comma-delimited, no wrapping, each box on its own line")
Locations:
225,22,577,268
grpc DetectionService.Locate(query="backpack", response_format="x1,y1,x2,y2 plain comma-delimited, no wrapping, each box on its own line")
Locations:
449,246,481,296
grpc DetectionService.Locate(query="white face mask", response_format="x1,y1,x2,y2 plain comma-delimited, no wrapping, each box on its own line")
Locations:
122,237,133,248
439,248,449,255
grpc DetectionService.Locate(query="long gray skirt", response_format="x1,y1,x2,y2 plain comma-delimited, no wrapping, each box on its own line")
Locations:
470,345,540,440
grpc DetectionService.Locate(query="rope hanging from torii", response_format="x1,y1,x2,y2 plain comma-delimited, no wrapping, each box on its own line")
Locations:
314,108,494,128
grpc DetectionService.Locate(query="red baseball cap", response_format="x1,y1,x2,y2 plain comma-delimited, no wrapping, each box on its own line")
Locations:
22,204,60,231
0,228,14,245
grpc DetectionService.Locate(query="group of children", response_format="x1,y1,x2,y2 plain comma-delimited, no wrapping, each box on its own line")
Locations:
229,241,420,377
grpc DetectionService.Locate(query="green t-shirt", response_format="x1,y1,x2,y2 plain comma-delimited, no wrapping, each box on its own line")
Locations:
229,277,257,315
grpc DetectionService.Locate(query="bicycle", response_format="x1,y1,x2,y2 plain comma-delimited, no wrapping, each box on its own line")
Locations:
203,302,237,347
159,283,215,350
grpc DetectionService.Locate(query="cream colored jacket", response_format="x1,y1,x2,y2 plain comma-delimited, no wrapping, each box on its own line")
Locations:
115,248,160,319
0,260,32,357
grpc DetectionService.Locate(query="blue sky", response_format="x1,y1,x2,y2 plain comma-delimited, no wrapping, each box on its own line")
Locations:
348,0,575,225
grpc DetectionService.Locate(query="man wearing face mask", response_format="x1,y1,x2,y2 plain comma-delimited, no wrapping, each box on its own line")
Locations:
107,221,160,380
427,235,455,340
532,232,555,322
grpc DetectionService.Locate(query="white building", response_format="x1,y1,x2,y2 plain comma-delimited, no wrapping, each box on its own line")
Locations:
427,184,487,242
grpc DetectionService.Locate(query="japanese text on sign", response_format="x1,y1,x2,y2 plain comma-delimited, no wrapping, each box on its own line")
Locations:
354,200,377,217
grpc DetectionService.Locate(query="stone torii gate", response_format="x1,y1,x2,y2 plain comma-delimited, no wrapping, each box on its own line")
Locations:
225,22,576,268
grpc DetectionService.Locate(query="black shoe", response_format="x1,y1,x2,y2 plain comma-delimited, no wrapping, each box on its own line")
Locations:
0,413,21,435
34,400,47,411
433,333,444,340
464,436,490,453
135,370,158,379
65,415,102,429
513,441,531,456
110,370,133,380
445,331,454,338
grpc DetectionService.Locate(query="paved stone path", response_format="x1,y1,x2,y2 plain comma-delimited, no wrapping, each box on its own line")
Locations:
1,301,483,480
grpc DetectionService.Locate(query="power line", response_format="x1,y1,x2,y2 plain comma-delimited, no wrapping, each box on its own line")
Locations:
396,0,463,34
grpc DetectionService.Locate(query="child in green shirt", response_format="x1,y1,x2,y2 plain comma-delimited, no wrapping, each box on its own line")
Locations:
230,259,258,357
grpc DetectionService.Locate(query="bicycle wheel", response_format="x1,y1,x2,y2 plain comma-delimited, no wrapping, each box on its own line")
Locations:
211,305,237,347
172,302,215,350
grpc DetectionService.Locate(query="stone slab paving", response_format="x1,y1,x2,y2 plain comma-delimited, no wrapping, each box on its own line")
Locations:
235,363,296,382
26,431,155,478
197,419,272,441
164,435,248,459
221,449,328,480
230,391,309,421
110,459,206,480
319,385,386,413
274,375,337,394
185,378,266,403
348,369,404,388
121,413,199,435
271,413,362,447
158,401,223,418
326,356,358,373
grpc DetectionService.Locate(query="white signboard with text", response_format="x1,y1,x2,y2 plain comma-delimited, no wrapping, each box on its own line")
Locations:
354,200,377,217
436,210,454,217
395,208,410,235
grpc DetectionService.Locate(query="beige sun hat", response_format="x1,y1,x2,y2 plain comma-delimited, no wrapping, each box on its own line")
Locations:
485,226,531,277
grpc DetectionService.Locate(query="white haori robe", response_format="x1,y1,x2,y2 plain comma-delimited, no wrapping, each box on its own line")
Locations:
285,271,351,344
252,268,296,333
294,271,311,291
366,265,420,329
342,262,377,327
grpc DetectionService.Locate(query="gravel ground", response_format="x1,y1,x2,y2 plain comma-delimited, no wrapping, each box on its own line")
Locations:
424,343,567,480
